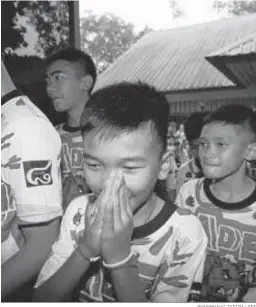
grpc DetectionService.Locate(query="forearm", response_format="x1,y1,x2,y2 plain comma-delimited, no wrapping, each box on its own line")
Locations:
33,249,91,302
111,266,147,302
2,242,52,297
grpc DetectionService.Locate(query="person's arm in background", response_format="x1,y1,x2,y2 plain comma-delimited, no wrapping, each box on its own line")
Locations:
1,62,63,297
1,118,63,297
2,218,61,297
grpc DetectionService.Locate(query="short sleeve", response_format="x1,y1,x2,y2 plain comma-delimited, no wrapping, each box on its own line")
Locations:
34,196,87,288
151,212,208,302
2,117,63,224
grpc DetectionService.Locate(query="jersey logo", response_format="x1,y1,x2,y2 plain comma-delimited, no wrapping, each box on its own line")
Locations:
23,160,53,187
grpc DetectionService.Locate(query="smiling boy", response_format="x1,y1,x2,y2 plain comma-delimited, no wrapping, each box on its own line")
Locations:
176,104,256,302
33,82,207,302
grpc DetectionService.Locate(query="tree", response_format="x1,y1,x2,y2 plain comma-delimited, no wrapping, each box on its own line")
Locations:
134,26,153,43
213,0,256,15
3,2,153,74
80,11,153,73
2,1,69,56
1,1,27,52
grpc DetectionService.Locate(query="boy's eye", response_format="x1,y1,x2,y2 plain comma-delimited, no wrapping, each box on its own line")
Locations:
217,142,225,147
54,74,65,81
85,162,102,170
123,166,141,171
46,74,66,84
199,141,207,147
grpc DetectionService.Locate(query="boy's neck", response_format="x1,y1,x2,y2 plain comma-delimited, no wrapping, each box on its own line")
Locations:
133,193,164,227
67,96,89,128
210,171,255,203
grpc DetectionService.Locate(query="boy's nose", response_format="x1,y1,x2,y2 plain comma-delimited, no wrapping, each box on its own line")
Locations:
100,170,123,190
204,147,218,161
47,84,56,94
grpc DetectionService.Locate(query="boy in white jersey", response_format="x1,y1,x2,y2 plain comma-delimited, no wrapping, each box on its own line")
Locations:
33,82,207,302
1,62,62,300
46,47,97,210
176,104,256,302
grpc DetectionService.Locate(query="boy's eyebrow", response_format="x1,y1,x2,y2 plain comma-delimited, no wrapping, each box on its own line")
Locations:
83,153,146,163
47,70,66,76
200,136,229,141
119,157,146,163
83,153,100,160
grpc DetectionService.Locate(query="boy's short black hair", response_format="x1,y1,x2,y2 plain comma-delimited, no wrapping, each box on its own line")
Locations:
80,82,170,153
184,111,208,142
204,104,256,140
46,47,97,94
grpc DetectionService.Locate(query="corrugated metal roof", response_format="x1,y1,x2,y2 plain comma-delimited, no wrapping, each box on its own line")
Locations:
207,32,256,57
206,32,256,87
94,14,256,92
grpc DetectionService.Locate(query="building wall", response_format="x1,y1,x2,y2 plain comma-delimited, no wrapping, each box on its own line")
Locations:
166,88,256,118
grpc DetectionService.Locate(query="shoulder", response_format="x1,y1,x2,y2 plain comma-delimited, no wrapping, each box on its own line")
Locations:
171,208,207,242
63,194,89,223
3,97,57,137
179,178,204,194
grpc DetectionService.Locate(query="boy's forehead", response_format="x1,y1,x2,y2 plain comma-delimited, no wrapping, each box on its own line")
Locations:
47,59,81,75
201,121,253,140
83,125,162,153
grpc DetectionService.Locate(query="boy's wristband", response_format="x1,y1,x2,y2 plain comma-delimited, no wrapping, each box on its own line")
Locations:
75,244,100,263
102,250,135,269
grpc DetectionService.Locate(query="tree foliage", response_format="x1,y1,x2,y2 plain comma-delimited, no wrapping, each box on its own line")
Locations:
80,11,152,73
213,0,256,15
2,2,152,73
2,1,69,55
1,1,27,52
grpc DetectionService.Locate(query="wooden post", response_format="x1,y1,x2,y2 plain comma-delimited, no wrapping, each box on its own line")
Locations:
68,1,81,49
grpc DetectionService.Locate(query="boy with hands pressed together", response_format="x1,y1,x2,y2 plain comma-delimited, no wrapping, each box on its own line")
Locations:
33,82,207,302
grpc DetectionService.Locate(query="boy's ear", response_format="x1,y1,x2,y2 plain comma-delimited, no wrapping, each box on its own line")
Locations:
158,151,172,180
245,143,256,161
81,75,93,91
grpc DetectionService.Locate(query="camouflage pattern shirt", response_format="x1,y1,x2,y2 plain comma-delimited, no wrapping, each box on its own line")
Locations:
176,178,256,302
35,193,207,302
56,123,89,211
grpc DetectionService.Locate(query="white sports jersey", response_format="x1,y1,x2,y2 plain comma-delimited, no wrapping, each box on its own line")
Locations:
35,194,207,302
176,178,256,302
1,90,63,263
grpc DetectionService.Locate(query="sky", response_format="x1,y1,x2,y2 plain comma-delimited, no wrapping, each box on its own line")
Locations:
79,0,228,33
14,0,229,56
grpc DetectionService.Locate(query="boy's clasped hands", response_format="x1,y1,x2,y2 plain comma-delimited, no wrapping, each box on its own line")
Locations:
77,170,135,269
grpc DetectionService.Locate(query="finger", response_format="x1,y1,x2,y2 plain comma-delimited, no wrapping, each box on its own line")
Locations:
92,192,108,230
119,179,127,224
107,170,122,206
101,170,117,204
102,195,114,234
113,171,124,230
85,199,97,227
123,181,133,218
